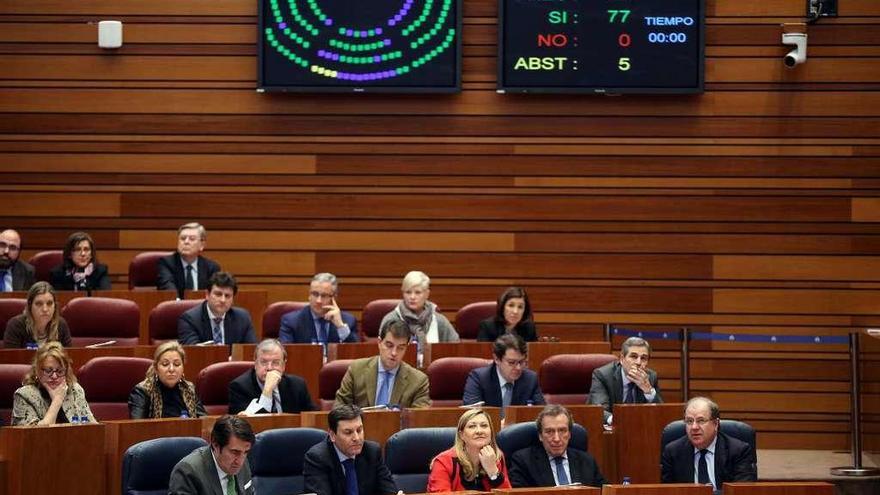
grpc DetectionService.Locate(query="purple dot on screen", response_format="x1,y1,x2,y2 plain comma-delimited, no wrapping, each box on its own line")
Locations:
384,39,391,46
388,20,396,26
394,15,402,22
317,50,325,56
278,22,287,29
346,29,354,36
332,53,340,61
374,55,381,62
324,19,332,26
375,28,383,35
354,75,364,81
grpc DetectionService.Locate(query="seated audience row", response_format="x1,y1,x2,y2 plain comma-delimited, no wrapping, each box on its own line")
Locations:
1,229,110,292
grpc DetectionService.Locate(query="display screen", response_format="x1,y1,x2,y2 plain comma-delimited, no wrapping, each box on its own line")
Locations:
258,0,461,92
498,0,704,94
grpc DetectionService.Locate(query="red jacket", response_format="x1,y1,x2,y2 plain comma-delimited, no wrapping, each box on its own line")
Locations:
428,447,512,492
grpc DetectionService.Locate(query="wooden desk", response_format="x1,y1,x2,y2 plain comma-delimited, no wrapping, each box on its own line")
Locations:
329,342,418,368
104,417,204,495
200,413,302,436
230,344,323,402
428,341,493,365
603,484,712,495
0,346,135,370
612,403,685,484
493,486,600,495
0,423,106,495
504,404,608,482
301,409,401,447
723,482,835,495
403,406,502,432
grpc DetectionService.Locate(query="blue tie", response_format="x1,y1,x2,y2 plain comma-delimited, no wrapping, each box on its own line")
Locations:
318,320,328,343
212,317,223,344
698,449,711,487
376,370,391,406
0,270,7,292
625,382,636,403
342,458,358,495
554,456,569,485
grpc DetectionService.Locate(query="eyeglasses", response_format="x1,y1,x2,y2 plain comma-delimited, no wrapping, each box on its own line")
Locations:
41,368,66,378
502,358,527,368
684,417,713,426
257,359,284,368
309,291,335,300
0,242,20,252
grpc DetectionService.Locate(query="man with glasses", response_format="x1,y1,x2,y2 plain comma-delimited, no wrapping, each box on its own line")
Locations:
228,338,316,415
0,229,35,291
279,272,359,345
169,415,255,495
334,320,430,408
509,405,606,488
462,334,545,416
589,336,663,424
661,397,756,489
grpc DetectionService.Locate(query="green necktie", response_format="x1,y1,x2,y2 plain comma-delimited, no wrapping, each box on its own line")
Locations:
226,475,237,495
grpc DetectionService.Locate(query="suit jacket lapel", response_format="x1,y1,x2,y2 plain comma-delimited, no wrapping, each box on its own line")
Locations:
533,446,556,486
390,364,408,405
365,357,379,406
713,433,727,486
488,363,503,404
199,447,225,495
611,362,624,404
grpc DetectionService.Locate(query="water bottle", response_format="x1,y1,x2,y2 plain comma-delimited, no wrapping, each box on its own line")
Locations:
70,415,80,424
622,477,631,486
180,410,189,419
26,342,38,350
412,334,424,368
80,415,89,424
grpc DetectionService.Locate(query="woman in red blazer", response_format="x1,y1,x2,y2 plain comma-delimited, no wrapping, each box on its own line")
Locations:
428,408,512,492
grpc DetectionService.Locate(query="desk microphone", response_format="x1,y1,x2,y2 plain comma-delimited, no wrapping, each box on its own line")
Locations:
461,401,485,408
86,340,117,348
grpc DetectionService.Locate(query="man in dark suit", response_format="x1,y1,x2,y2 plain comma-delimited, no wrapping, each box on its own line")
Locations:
462,334,545,417
0,229,35,291
169,415,255,495
303,404,400,495
661,397,757,489
178,271,257,347
157,222,221,298
334,321,430,408
228,338,316,414
509,405,606,488
279,272,359,345
588,336,662,424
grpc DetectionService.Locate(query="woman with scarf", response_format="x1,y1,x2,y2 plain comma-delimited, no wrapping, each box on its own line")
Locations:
49,231,111,291
379,270,459,353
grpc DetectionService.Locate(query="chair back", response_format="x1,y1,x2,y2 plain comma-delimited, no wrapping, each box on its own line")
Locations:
28,250,63,283
540,354,617,404
121,436,207,495
76,356,152,420
318,359,353,410
196,361,254,415
454,301,496,340
360,299,399,339
61,297,140,346
0,298,27,337
385,427,457,493
660,419,758,476
496,421,588,460
249,427,328,495
128,251,173,289
148,299,202,344
426,357,490,406
262,301,307,339
0,364,31,424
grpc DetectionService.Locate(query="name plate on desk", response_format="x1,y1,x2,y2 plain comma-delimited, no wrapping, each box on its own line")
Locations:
494,486,600,495
603,484,712,495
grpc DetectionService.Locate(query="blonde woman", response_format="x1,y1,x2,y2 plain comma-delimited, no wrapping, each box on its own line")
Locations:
428,408,511,492
4,281,72,348
12,341,95,425
379,270,459,351
128,341,206,418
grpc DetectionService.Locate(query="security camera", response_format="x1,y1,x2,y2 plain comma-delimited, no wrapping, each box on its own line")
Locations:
782,32,807,68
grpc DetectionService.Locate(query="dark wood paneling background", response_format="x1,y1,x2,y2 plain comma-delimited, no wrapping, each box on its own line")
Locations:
2,0,879,449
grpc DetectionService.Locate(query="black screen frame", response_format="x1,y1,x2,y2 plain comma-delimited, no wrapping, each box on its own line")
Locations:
496,0,705,95
257,0,463,93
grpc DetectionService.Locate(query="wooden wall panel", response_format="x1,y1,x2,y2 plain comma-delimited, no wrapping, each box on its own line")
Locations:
2,0,877,451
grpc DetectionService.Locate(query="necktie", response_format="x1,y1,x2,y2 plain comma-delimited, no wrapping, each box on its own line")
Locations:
342,458,358,495
502,382,513,408
554,456,569,485
697,449,711,486
625,382,636,403
376,370,391,406
212,317,223,344
0,270,7,292
185,264,195,290
318,320,328,343
226,474,237,495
